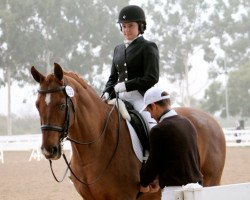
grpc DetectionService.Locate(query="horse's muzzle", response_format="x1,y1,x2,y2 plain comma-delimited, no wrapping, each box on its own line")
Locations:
41,144,62,160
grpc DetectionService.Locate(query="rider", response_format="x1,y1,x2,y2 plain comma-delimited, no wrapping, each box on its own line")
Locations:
103,5,159,130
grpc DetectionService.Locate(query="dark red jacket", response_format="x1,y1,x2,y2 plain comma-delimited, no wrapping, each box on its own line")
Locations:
140,114,203,188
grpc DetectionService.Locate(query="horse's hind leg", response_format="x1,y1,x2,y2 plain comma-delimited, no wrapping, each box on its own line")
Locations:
202,172,222,186
201,159,224,187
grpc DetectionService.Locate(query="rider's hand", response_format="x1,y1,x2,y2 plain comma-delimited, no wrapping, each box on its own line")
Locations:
114,82,126,93
102,92,109,101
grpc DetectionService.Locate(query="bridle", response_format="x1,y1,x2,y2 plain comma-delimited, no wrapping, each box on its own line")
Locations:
38,84,75,141
37,80,120,185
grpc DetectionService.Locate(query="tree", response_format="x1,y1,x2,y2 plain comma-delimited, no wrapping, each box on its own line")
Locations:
201,61,250,118
2,0,249,122
227,61,250,117
142,0,216,105
206,0,250,72
141,0,250,107
0,0,128,85
0,0,36,134
0,0,128,134
197,0,250,117
200,81,225,116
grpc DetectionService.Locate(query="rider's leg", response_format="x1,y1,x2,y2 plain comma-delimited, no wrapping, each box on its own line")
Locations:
119,91,157,130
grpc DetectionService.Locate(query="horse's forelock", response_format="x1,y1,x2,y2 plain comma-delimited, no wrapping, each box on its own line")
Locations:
38,74,63,89
48,74,63,84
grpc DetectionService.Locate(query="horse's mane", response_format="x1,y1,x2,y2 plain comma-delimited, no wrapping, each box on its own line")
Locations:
63,71,88,89
62,70,102,102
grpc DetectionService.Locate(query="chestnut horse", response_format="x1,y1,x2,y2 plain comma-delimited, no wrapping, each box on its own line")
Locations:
31,63,226,200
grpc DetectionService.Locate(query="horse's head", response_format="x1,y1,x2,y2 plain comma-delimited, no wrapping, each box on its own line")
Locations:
31,63,75,160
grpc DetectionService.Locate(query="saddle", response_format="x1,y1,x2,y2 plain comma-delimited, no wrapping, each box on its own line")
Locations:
123,101,150,152
107,99,150,153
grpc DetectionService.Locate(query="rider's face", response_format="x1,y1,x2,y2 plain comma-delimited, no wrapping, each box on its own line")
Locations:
121,22,139,41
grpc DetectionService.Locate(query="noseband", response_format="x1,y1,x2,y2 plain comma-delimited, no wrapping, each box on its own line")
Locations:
38,83,75,140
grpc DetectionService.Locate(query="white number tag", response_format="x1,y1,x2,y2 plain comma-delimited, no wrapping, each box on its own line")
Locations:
65,86,74,97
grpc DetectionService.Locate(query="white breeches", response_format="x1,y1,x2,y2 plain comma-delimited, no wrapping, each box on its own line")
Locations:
118,90,157,130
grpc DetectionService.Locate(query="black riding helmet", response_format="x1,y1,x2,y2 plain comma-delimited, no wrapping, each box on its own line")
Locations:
118,5,147,34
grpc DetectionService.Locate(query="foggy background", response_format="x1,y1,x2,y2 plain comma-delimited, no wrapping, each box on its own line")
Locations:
0,0,249,135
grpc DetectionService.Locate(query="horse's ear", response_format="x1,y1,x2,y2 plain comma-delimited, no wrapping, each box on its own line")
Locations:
31,66,45,83
54,63,63,81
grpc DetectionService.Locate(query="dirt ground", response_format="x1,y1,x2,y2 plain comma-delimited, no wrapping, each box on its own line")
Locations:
0,147,250,200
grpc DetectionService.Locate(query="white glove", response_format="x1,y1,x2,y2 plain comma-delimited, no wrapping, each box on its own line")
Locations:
114,82,126,93
102,92,109,101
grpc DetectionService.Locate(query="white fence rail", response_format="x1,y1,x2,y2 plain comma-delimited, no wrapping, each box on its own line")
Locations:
0,134,41,151
175,182,250,200
0,134,71,163
223,129,250,147
0,129,249,163
0,134,71,151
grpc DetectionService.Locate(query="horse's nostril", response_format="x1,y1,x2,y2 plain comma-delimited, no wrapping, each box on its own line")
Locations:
41,145,61,160
51,146,58,155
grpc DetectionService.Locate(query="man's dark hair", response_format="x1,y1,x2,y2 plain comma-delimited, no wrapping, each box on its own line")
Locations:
147,91,170,109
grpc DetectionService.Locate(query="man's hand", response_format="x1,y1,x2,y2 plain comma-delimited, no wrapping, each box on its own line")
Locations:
148,179,160,193
140,179,160,193
140,185,150,193
114,82,126,93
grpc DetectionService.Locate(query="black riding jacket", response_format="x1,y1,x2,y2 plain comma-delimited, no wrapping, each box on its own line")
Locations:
104,36,159,97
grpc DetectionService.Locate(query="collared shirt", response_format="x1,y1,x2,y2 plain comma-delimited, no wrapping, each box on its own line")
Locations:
159,109,178,123
124,35,142,48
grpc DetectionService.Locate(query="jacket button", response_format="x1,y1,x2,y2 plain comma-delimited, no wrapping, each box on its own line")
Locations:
125,70,127,73
125,78,128,81
124,63,127,66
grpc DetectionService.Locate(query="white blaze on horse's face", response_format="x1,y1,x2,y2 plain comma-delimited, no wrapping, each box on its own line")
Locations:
45,93,51,105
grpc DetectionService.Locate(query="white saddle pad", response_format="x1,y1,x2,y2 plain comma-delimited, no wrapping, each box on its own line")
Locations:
108,99,143,162
126,120,143,162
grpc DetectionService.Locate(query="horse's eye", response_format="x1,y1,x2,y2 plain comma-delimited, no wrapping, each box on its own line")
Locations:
59,103,66,111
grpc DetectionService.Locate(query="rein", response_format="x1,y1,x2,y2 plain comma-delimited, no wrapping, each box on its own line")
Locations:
61,95,121,185
38,82,74,183
49,158,69,182
66,104,115,145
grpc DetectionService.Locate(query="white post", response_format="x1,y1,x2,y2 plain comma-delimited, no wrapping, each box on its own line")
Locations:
224,53,229,121
7,66,12,135
176,182,250,200
0,144,4,163
181,49,190,107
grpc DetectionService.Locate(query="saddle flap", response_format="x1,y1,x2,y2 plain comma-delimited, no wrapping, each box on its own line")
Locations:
108,99,150,151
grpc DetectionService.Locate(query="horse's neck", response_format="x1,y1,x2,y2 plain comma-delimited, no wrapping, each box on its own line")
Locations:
68,90,143,198
69,92,114,163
